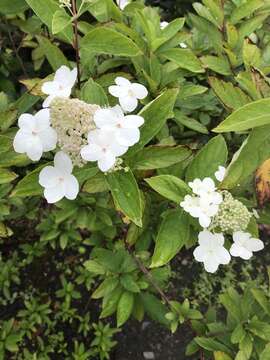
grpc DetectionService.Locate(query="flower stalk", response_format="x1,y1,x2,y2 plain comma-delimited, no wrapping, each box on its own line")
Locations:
71,0,81,89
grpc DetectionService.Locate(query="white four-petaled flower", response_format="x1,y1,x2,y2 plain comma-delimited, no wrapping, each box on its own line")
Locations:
180,195,220,228
215,166,226,182
94,105,144,147
109,77,148,113
193,230,231,273
181,177,223,228
41,66,77,108
80,129,128,172
116,0,130,10
230,231,264,260
13,109,57,161
39,151,79,203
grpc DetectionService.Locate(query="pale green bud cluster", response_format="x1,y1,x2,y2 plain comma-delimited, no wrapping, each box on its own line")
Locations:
106,158,129,173
210,191,252,233
50,97,100,167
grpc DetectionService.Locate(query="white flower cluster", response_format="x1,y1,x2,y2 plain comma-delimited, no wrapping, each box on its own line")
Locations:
180,166,264,273
13,66,148,204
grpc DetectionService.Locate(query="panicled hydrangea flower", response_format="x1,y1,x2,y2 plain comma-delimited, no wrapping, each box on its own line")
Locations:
109,77,148,113
50,97,100,167
210,191,252,233
39,151,79,204
13,109,57,161
193,231,231,273
230,231,264,260
41,66,77,108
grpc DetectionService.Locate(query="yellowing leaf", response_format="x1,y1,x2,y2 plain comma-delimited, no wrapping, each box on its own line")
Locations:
255,158,270,207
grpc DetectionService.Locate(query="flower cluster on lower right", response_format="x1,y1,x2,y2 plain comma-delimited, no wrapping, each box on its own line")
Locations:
180,166,264,273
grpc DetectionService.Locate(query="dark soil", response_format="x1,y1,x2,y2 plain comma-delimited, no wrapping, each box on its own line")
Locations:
114,320,193,360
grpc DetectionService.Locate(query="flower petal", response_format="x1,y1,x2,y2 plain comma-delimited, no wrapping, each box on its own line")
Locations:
245,237,264,252
193,246,207,262
54,151,73,174
108,85,127,98
230,243,252,260
41,81,60,95
115,76,130,87
44,184,65,203
204,258,219,273
216,247,231,264
39,128,58,152
198,213,211,228
43,95,55,108
13,131,29,154
98,153,116,172
64,174,79,200
94,108,119,128
18,114,35,131
39,166,60,188
34,109,51,131
26,137,43,161
119,95,138,112
130,83,148,99
109,141,128,157
116,128,140,146
81,144,103,161
123,115,144,128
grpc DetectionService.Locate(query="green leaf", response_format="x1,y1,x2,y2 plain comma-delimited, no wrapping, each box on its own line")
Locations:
81,27,141,57
174,110,208,134
214,352,233,360
80,78,109,106
230,0,264,25
83,173,109,193
120,274,140,293
248,320,270,341
161,48,204,73
214,98,270,133
84,260,106,275
92,278,119,299
117,291,134,327
37,36,69,71
185,135,228,182
221,125,270,189
201,55,231,75
209,77,251,111
127,89,178,155
5,334,21,352
139,292,169,326
145,175,191,203
0,0,28,14
251,288,270,315
0,169,17,184
106,169,142,227
10,165,46,197
150,209,189,268
260,344,270,360
129,145,192,170
52,9,72,35
25,0,72,43
195,337,232,355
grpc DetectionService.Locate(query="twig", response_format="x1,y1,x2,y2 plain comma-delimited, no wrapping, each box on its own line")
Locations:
71,0,81,89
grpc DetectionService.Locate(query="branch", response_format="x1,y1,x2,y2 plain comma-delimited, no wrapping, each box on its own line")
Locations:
71,0,81,89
